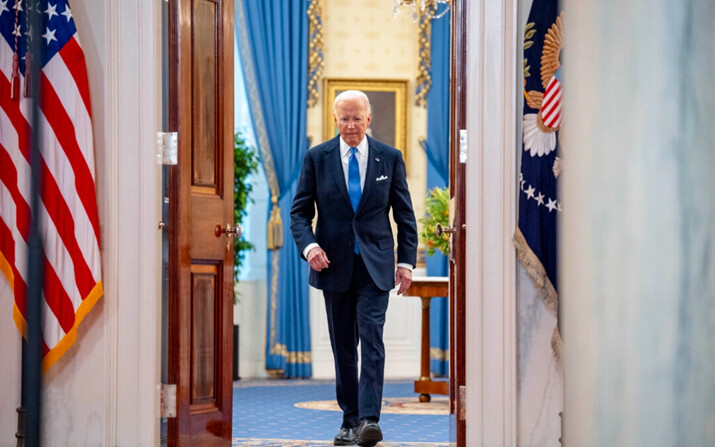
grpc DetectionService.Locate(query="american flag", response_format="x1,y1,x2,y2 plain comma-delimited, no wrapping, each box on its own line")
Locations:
0,0,102,372
516,0,562,296
514,0,563,361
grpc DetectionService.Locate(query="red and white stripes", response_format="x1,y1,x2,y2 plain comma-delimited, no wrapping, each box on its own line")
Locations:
0,32,102,371
541,76,562,129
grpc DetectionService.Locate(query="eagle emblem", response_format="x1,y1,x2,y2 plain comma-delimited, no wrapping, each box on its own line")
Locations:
523,14,563,162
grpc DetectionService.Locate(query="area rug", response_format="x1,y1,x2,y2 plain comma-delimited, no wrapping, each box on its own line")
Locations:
232,379,449,446
294,397,449,415
233,439,448,447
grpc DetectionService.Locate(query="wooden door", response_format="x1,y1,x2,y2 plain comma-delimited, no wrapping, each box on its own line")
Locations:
449,0,467,445
167,0,234,446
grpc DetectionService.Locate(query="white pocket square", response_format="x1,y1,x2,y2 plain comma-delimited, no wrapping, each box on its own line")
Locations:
376,175,388,182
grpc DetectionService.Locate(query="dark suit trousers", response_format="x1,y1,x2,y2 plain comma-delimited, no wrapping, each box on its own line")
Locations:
323,253,390,428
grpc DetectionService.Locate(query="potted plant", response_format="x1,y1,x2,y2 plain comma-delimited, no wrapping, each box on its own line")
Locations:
232,131,259,381
419,186,450,257
233,131,259,288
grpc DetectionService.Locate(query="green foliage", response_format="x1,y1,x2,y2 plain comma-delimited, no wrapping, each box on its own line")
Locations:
419,187,450,257
233,131,260,288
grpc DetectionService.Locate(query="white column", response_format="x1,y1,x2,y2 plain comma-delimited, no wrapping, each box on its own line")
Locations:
561,1,715,446
466,0,519,445
101,0,163,445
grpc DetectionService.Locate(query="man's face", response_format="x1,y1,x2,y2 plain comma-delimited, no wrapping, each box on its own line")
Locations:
334,97,371,148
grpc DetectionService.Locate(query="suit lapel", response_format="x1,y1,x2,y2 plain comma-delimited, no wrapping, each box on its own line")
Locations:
324,137,353,210
356,138,383,214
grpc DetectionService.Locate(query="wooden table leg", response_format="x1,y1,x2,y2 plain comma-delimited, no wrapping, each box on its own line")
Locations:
418,296,431,402
407,278,450,401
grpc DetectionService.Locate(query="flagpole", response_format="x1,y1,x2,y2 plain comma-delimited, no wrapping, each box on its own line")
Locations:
15,341,29,447
14,353,26,445
18,1,46,446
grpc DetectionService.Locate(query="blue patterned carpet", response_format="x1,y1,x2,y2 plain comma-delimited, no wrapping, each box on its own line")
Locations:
233,379,449,446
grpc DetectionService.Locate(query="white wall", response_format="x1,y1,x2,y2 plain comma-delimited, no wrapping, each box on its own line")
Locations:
0,1,163,446
0,274,22,445
234,279,269,379
561,1,715,445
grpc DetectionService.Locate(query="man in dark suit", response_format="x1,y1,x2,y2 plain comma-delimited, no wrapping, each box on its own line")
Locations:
291,90,418,446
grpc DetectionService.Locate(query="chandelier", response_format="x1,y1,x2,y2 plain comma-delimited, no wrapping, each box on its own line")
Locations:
394,0,450,21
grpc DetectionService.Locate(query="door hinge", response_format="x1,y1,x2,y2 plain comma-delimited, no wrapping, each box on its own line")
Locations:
159,384,177,418
459,129,468,164
458,385,466,421
156,132,178,165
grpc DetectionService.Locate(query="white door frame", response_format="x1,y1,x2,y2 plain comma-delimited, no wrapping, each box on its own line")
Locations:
465,0,519,445
101,0,163,445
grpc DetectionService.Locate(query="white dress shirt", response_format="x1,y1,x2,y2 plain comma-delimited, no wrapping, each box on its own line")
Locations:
340,136,368,191
303,136,412,272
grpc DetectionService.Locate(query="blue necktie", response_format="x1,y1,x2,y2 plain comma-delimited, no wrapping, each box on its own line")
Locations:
348,147,361,254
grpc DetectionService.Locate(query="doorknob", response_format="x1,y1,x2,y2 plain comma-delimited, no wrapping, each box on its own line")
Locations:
234,223,242,240
214,223,242,251
435,223,457,238
214,223,241,238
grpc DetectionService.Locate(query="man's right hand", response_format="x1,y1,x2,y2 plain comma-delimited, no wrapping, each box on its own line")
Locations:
307,246,330,271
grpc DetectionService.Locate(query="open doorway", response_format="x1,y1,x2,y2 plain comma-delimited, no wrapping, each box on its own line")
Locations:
230,0,452,441
161,0,455,445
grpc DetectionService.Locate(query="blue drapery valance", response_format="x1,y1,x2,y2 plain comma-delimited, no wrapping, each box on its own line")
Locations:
235,0,312,377
421,12,450,376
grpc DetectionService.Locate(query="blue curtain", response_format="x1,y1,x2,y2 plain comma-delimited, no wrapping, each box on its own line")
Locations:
421,13,450,376
235,0,312,377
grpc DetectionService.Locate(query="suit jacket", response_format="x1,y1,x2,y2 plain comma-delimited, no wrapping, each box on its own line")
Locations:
290,135,418,293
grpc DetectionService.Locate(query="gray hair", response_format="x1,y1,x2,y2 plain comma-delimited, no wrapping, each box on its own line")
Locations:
333,90,372,114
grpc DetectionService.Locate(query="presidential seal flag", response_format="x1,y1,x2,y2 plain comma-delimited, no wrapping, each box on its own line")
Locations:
514,0,563,359
0,0,102,372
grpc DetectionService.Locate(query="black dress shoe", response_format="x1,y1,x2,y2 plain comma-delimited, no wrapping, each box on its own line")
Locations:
334,426,357,445
356,419,383,446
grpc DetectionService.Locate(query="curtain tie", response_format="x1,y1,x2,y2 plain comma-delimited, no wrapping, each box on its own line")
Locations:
267,194,283,250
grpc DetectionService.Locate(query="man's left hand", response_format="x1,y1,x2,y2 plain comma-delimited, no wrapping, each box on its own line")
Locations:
395,267,412,295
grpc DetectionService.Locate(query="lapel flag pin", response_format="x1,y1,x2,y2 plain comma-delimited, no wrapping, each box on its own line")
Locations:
375,158,380,162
